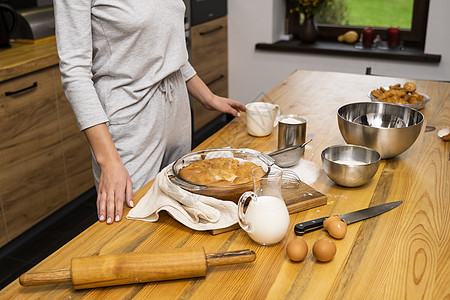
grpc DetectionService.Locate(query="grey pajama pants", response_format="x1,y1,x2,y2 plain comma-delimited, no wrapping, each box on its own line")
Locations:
92,70,192,193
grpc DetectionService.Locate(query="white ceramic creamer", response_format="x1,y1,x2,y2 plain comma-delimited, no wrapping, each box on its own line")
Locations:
245,102,280,137
238,168,290,245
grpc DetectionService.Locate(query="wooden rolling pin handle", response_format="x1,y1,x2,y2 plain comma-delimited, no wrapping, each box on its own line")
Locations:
206,249,256,267
18,248,257,289
19,269,72,286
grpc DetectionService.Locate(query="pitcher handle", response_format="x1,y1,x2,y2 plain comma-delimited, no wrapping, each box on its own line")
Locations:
237,191,255,233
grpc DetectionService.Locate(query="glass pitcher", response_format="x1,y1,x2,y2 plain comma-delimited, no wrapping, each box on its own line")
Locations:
237,168,290,246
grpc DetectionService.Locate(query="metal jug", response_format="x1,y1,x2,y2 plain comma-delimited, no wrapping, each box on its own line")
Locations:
0,2,17,49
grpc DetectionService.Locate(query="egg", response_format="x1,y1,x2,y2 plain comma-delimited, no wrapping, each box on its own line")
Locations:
323,216,341,229
326,220,347,239
286,238,308,262
312,238,336,262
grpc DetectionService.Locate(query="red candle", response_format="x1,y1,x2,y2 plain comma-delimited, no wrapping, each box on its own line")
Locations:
362,27,374,48
388,27,400,48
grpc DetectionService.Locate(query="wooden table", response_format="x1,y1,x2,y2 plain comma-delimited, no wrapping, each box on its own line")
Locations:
1,70,449,299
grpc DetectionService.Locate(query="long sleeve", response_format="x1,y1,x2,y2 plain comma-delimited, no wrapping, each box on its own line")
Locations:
180,62,197,81
54,0,109,130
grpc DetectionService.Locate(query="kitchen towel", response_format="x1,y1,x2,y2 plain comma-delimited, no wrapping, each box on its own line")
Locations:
126,164,238,231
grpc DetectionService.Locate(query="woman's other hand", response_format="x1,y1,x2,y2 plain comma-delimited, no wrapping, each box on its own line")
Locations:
201,94,246,117
186,75,246,116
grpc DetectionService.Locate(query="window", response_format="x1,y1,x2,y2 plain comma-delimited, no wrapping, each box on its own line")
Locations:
286,0,429,48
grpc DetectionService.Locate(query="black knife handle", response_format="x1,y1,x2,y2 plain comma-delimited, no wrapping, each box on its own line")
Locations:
294,217,327,236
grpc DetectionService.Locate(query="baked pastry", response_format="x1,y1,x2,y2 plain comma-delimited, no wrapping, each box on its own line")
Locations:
178,157,265,186
370,82,426,104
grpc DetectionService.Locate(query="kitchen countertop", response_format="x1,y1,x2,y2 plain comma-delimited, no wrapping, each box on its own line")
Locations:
0,38,59,82
1,70,449,299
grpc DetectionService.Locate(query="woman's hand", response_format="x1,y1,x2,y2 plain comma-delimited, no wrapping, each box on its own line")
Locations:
186,75,246,116
201,94,246,117
96,158,133,224
83,124,134,224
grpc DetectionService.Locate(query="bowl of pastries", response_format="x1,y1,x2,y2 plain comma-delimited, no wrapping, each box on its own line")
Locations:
170,148,275,202
369,82,430,110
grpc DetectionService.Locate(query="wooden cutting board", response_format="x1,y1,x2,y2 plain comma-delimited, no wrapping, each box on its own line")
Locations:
209,181,327,235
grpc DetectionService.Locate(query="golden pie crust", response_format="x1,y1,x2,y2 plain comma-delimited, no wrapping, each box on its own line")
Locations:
178,157,265,186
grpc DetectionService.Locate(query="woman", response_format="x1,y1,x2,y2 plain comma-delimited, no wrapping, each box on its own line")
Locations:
53,1,245,225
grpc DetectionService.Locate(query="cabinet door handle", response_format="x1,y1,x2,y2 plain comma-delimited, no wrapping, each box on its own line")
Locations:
5,82,38,96
199,25,224,36
206,74,225,86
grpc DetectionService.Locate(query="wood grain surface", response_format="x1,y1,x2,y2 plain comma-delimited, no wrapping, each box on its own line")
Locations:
0,39,59,83
0,202,7,246
190,16,228,131
0,67,68,242
0,63,94,246
55,68,94,200
1,70,449,299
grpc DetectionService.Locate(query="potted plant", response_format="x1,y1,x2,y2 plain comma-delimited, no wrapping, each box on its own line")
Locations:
288,0,333,43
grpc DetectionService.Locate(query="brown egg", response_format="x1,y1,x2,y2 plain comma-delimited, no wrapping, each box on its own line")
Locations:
312,238,336,262
323,216,341,229
286,238,308,262
326,220,347,239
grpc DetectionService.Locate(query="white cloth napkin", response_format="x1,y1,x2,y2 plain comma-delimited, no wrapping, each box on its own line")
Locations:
126,164,238,231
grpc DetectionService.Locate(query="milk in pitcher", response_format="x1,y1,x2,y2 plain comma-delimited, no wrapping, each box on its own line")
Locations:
244,195,290,245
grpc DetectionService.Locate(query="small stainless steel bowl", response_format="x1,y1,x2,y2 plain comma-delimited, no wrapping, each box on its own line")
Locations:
321,145,381,187
337,102,424,159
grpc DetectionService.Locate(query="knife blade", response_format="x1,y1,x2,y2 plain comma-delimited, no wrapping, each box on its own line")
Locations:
294,201,403,236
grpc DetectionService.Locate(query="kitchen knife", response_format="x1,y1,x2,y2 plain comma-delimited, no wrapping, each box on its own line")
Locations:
294,201,403,236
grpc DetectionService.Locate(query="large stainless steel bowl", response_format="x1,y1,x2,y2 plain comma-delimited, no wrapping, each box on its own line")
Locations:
321,145,381,187
337,102,424,158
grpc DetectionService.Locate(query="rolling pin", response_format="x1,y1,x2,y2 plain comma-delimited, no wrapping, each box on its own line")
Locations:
19,247,256,289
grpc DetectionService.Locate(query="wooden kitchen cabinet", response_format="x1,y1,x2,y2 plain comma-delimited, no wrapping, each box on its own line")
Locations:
0,205,7,246
0,65,93,246
190,16,228,132
55,69,93,200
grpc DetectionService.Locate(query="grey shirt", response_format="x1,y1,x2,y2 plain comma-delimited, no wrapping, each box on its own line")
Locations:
54,0,196,130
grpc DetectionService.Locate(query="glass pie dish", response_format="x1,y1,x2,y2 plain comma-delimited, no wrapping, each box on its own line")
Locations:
169,148,275,202
368,90,430,110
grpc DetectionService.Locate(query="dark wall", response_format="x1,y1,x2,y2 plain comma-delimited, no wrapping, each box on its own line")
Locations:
6,0,38,10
